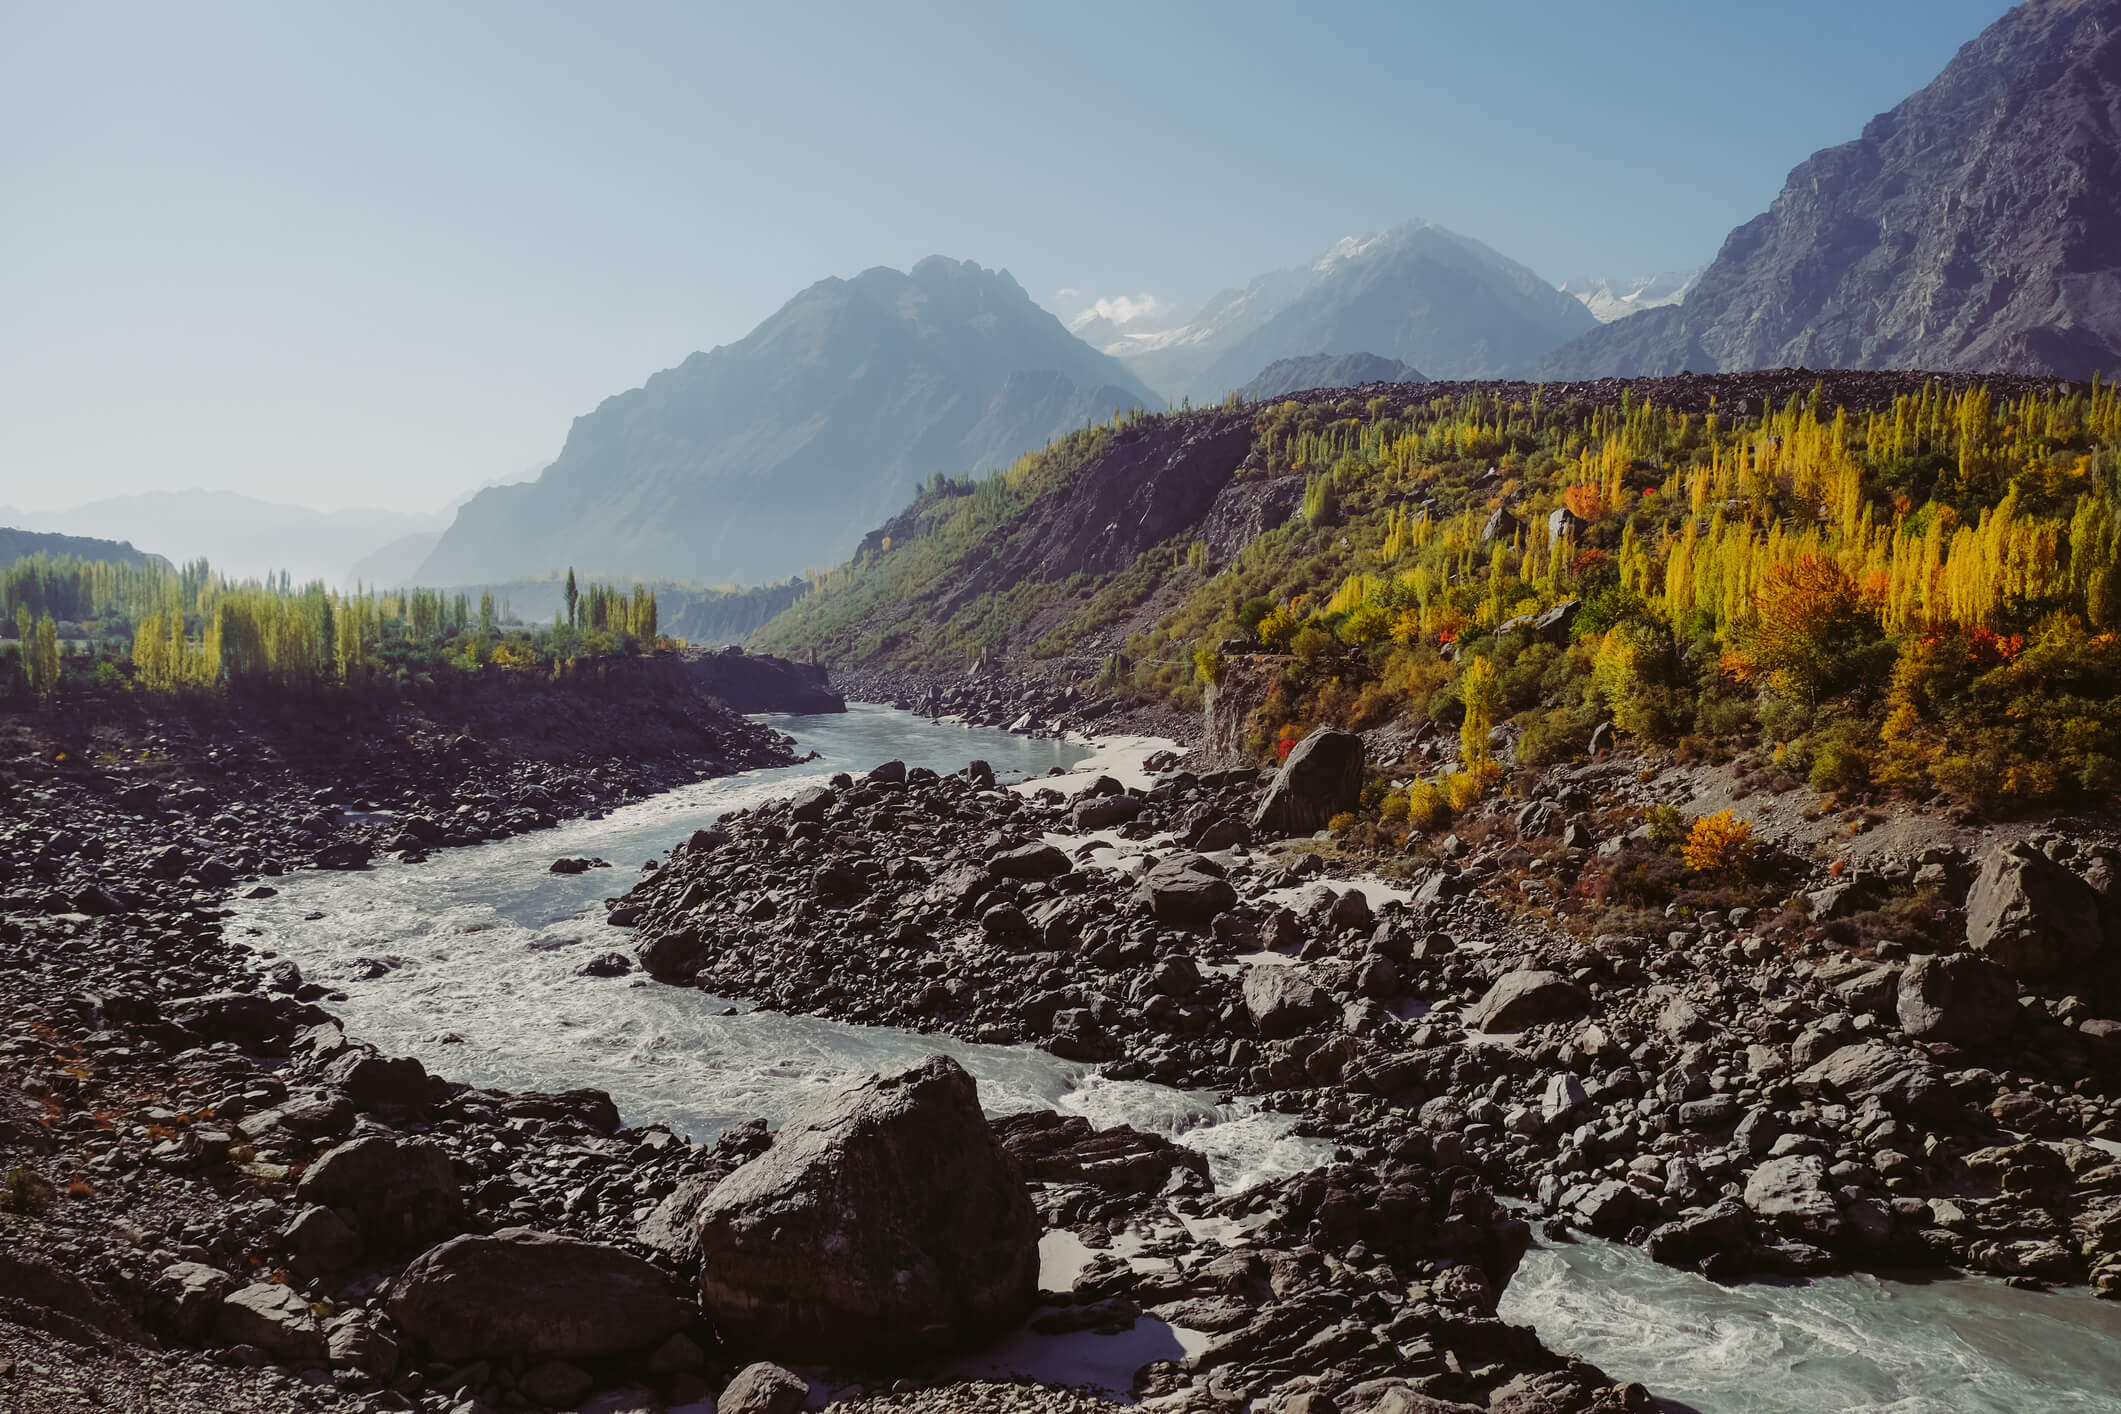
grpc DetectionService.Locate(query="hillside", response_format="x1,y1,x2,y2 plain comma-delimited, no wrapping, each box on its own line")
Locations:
416,257,1156,589
756,367,2119,815
0,526,167,572
1105,223,1596,400
1537,0,2121,380
1239,354,1425,401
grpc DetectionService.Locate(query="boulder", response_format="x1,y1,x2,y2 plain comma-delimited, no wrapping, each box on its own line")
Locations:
313,840,371,871
1242,967,1335,1040
989,842,1073,879
1072,795,1146,832
1252,729,1364,837
690,1055,1038,1360
1644,1199,1755,1269
1964,842,2103,978
218,1282,328,1364
387,1227,689,1362
1896,952,2018,1047
719,1362,810,1414
150,1261,236,1342
1136,857,1238,926
636,927,704,981
1742,1156,1842,1240
1467,970,1587,1033
1797,1040,1944,1115
322,1048,430,1111
295,1134,462,1250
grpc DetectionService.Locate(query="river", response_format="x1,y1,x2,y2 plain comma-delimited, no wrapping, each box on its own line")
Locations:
227,705,2121,1411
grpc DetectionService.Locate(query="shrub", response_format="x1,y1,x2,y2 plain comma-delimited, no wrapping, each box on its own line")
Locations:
1645,803,1688,851
1683,810,1754,873
1327,811,1357,834
1443,769,1485,812
3,1165,53,1215
1406,780,1447,828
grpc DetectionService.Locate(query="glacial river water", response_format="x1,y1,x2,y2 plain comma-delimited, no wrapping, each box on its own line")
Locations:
227,704,2121,1411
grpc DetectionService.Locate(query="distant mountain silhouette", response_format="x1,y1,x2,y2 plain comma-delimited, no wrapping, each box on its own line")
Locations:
1238,354,1426,401
1097,222,1594,400
416,257,1156,587
1534,0,2121,380
0,525,168,572
3,492,444,585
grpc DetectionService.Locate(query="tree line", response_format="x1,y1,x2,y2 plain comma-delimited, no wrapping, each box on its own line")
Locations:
1,558,663,700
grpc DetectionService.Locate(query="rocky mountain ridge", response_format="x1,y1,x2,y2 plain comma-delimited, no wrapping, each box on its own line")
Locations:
1536,0,2121,380
1105,222,1597,400
415,258,1155,590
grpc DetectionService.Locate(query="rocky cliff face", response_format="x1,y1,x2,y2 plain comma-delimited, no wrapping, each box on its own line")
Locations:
1537,0,2121,380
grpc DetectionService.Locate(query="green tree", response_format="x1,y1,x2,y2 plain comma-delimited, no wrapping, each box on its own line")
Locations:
564,569,579,629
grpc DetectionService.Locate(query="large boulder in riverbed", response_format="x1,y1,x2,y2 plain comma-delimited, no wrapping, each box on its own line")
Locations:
295,1134,462,1251
1251,729,1364,837
387,1227,690,1362
1242,967,1334,1039
1136,855,1238,926
1964,843,2103,978
1743,1155,1842,1240
1468,970,1587,1033
1896,952,2018,1047
689,1055,1038,1360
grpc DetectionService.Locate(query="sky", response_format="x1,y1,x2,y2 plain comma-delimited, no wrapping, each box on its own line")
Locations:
1,0,2015,514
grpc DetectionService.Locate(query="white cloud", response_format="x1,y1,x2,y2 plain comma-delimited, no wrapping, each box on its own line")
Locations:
1063,293,1178,336
1083,293,1165,326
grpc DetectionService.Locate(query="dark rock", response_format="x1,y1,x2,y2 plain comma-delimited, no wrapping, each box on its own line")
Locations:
295,1134,463,1250
1137,856,1238,926
388,1227,690,1362
1252,729,1364,837
690,1055,1038,1360
1242,967,1335,1040
1468,970,1587,1033
1896,952,2018,1047
1965,843,2104,978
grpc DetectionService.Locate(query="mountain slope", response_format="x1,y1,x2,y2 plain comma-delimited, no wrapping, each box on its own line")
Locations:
1536,0,2121,379
416,258,1156,588
1115,223,1596,400
1238,354,1425,401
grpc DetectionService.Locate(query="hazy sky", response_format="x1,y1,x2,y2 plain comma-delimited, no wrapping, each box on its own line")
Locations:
2,0,2012,514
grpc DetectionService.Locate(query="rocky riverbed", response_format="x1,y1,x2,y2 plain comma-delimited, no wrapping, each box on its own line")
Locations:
610,728,2121,1308
0,694,1647,1414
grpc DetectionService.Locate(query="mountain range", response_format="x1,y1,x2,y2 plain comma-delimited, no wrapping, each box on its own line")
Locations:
1537,0,2121,380
1079,223,1598,401
414,257,1155,588
1558,270,1700,324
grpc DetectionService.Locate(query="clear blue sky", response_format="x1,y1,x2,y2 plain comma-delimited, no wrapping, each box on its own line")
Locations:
1,0,2014,513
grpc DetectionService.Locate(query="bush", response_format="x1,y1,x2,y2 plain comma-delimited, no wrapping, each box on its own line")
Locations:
1406,780,1447,828
3,1165,52,1215
1645,804,1688,851
1683,810,1754,873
